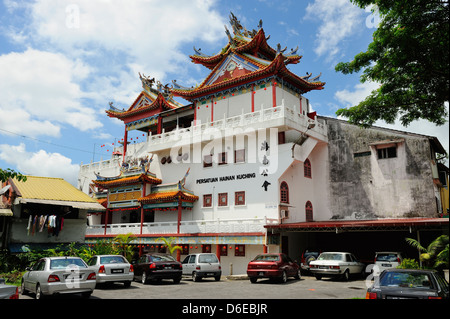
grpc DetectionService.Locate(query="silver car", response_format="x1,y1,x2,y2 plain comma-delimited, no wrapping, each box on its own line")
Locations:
87,255,133,287
182,253,222,281
21,257,96,299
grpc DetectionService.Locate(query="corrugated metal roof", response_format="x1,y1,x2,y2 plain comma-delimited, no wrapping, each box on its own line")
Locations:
12,176,98,203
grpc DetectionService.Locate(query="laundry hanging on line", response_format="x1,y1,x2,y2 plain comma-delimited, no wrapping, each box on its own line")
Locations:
26,214,64,237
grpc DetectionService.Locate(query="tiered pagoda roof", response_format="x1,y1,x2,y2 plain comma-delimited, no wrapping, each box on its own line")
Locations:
171,12,325,101
106,73,184,122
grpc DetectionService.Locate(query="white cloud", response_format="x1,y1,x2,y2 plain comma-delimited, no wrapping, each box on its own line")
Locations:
0,143,80,186
305,0,364,62
0,48,103,136
20,0,226,82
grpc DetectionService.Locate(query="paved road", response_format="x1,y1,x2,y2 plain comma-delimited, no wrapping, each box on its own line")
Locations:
19,275,368,300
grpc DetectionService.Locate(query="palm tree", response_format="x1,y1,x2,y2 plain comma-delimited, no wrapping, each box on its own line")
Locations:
406,235,449,269
157,237,182,256
113,233,136,262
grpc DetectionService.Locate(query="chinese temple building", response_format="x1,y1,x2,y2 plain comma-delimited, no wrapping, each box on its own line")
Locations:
79,13,448,275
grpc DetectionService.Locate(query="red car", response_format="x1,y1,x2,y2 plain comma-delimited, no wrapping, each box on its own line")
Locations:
247,253,301,283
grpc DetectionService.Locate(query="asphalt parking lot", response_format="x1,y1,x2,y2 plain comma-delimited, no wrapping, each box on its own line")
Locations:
19,274,368,300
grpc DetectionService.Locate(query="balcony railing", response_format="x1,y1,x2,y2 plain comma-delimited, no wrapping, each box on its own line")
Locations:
85,217,279,236
147,102,327,148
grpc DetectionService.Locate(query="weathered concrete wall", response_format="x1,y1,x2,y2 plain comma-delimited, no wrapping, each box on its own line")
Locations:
324,117,437,219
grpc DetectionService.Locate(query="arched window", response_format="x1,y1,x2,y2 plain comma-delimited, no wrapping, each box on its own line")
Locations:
280,182,289,204
305,201,313,222
304,159,312,178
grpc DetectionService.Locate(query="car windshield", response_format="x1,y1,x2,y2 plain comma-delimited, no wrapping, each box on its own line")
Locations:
151,255,176,262
100,256,127,264
198,254,219,263
50,258,87,269
376,253,399,262
317,253,344,261
380,272,435,289
253,255,280,261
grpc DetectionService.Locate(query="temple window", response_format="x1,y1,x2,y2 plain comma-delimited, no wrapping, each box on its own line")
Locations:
280,182,289,204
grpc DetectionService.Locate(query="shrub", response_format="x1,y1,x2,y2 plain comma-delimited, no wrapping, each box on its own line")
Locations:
397,258,420,269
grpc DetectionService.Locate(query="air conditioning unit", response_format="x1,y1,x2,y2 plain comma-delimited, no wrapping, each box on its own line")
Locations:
280,210,288,219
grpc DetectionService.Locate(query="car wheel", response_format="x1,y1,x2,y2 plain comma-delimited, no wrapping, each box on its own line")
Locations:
35,284,44,299
124,281,131,288
141,271,148,284
250,277,258,283
214,276,221,281
314,274,322,280
173,277,181,284
342,269,350,281
21,280,28,295
280,271,288,283
192,271,201,282
295,269,301,280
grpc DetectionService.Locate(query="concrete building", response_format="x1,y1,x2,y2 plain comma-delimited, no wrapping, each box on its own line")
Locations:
78,14,448,275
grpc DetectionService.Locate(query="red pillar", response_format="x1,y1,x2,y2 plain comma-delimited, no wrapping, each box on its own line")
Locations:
123,127,128,161
216,244,221,262
157,116,163,134
251,84,255,112
177,196,182,234
272,78,277,107
211,98,214,123
263,245,268,253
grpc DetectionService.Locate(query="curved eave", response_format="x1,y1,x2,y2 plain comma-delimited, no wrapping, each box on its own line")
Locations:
92,174,162,188
172,54,325,100
106,93,180,120
138,191,199,204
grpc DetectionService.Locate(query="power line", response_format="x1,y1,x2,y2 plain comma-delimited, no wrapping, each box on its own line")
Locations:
0,127,110,157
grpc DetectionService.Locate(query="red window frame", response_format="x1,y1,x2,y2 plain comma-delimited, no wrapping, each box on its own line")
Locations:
235,149,245,163
304,158,312,178
202,244,211,253
218,193,228,206
203,154,212,168
305,201,313,222
280,181,289,204
218,152,227,165
203,194,212,207
235,191,245,206
235,244,245,257
220,245,228,256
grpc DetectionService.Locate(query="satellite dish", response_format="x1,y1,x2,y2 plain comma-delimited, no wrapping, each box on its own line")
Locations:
0,185,11,195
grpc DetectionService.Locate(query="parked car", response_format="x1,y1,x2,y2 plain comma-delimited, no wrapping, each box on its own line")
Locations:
300,249,321,273
0,278,19,299
133,253,182,284
373,252,403,276
247,253,301,284
182,253,221,281
87,255,133,287
21,257,96,299
366,269,449,299
309,252,365,280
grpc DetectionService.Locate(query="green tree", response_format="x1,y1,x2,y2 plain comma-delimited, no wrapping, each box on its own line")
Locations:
335,0,449,127
113,233,136,262
406,235,449,269
157,237,182,256
0,168,27,183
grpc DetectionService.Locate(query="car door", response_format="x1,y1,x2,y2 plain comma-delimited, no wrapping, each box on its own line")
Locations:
25,259,45,291
346,254,359,274
182,255,191,275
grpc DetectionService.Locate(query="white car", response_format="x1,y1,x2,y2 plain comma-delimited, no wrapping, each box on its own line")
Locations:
182,253,222,281
87,255,134,287
373,252,403,276
21,257,96,299
309,252,365,280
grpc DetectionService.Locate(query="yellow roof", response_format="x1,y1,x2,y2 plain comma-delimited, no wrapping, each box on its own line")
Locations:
12,176,97,203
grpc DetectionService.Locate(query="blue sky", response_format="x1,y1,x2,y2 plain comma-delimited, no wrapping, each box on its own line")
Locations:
0,0,448,186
